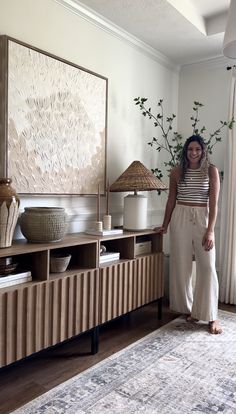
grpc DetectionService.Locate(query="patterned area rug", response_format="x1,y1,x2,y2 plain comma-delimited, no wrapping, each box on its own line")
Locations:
12,310,236,414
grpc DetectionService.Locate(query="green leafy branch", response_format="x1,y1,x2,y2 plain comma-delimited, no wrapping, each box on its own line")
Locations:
134,97,234,180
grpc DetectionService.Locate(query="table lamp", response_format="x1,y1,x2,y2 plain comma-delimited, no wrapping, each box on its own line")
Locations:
110,160,167,230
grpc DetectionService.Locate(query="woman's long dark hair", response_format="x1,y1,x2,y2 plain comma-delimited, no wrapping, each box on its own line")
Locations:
180,135,210,181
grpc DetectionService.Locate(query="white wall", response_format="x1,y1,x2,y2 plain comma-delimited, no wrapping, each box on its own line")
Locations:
0,0,179,237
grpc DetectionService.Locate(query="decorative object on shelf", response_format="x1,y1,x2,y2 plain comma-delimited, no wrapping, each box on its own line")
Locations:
103,214,111,230
0,263,18,276
95,184,103,232
134,240,152,256
0,178,20,248
110,161,167,231
0,256,18,276
100,244,106,254
50,253,71,273
19,207,68,243
223,0,236,58
103,180,112,230
0,35,107,195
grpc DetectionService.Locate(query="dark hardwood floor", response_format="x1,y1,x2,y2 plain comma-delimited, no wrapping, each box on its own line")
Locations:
0,301,235,414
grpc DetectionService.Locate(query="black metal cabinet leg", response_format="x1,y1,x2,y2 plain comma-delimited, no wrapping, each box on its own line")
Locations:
91,326,99,354
157,297,162,320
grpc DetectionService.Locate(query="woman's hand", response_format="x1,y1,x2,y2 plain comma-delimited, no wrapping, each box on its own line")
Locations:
202,230,214,251
153,226,167,234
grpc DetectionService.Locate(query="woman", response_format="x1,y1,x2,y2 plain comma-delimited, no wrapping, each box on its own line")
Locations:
155,135,222,334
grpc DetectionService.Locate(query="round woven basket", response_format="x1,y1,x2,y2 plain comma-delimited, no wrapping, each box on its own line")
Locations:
20,207,68,243
50,254,71,273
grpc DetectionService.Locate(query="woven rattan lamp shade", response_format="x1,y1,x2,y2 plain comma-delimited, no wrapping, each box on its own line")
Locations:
109,161,167,192
110,161,167,231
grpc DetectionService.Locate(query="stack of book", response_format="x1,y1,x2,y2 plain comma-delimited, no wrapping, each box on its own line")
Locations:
99,252,120,264
86,229,123,236
0,271,32,288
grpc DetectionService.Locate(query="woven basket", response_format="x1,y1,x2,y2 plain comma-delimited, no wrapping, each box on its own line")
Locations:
20,207,68,243
50,254,71,273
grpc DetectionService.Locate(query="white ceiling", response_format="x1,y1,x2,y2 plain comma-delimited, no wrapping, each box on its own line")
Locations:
76,0,230,65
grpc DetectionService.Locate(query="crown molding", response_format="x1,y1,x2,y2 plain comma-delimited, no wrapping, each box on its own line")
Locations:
53,0,180,73
181,54,232,71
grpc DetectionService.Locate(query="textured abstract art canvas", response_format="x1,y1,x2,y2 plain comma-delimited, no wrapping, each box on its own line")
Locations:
0,36,107,194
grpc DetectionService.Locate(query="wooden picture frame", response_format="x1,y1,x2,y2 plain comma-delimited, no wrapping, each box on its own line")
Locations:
0,36,108,195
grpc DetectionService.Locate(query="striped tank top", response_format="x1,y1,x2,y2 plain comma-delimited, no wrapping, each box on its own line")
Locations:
177,168,209,204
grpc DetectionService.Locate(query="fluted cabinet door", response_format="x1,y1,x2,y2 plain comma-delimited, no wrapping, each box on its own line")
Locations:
99,260,135,324
48,270,99,347
134,253,164,308
0,282,49,368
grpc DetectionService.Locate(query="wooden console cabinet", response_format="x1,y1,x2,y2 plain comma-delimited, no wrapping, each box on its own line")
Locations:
0,230,163,368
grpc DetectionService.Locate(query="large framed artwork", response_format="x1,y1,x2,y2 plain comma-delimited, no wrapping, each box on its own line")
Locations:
0,36,107,195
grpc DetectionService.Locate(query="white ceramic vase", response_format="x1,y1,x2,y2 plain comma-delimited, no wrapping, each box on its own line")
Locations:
0,178,20,248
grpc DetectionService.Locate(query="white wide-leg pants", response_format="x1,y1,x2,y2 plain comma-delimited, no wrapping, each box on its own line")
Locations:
169,204,219,321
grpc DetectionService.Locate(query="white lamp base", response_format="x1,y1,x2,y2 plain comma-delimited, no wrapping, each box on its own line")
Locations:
123,194,147,231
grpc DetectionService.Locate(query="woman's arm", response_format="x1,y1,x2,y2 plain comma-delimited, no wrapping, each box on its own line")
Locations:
154,167,178,234
202,165,220,250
